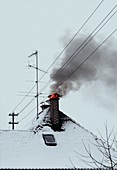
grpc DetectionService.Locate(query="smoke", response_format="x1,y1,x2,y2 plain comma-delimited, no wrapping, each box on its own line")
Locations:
50,34,117,97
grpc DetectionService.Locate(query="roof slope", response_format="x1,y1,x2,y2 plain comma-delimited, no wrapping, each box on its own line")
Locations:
0,109,105,169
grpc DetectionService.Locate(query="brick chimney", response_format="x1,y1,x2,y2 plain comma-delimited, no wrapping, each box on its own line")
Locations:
48,93,61,131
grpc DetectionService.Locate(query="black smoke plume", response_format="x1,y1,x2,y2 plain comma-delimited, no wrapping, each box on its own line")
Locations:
50,34,117,96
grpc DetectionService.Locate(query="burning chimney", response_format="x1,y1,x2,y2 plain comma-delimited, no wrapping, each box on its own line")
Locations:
48,93,61,131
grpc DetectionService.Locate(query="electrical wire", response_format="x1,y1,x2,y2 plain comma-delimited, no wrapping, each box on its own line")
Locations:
18,100,45,124
50,6,117,81
17,3,117,127
20,2,117,130
51,29,117,93
39,6,117,93
12,0,104,114
14,0,105,128
41,29,117,103
19,106,37,123
23,116,36,129
18,96,49,127
22,27,116,129
13,84,36,112
38,0,105,82
18,97,35,114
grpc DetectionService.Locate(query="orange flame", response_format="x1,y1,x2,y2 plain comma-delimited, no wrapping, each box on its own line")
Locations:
48,93,60,99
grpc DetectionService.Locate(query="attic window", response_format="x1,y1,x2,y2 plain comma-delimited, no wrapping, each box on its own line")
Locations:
42,134,57,146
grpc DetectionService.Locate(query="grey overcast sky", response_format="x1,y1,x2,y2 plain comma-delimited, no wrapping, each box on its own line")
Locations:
0,0,117,136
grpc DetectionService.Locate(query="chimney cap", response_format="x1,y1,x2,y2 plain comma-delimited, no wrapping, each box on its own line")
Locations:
48,93,61,99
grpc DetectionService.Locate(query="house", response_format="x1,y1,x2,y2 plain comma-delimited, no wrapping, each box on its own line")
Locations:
0,93,109,169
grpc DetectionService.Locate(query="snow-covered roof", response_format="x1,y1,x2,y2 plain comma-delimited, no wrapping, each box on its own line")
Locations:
0,108,104,169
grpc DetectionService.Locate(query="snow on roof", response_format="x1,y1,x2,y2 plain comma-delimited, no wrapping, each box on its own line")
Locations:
0,108,104,169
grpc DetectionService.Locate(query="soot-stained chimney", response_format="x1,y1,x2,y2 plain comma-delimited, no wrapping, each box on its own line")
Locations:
48,93,61,131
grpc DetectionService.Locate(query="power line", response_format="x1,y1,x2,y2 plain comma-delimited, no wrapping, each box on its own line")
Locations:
40,6,117,92
23,116,36,129
52,29,117,92
11,0,105,127
18,1,116,130
13,84,36,112
21,28,116,131
18,97,35,114
21,28,116,128
18,98,46,124
39,6,117,93
16,3,116,127
19,106,37,123
21,28,116,129
21,2,117,130
12,0,104,114
18,99,46,126
40,28,117,103
38,0,105,82
48,6,117,88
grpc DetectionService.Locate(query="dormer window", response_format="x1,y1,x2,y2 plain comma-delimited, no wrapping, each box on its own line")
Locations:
42,134,57,146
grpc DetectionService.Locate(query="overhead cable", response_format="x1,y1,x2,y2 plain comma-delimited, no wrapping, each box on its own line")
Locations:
39,6,117,93
18,97,35,115
40,28,117,103
54,29,117,92
18,106,37,123
38,0,105,82
23,116,36,129
12,0,104,114
22,25,116,130
13,84,36,112
21,5,116,117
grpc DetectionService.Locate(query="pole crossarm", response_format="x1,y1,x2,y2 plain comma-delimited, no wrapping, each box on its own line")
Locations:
9,113,19,116
9,112,19,130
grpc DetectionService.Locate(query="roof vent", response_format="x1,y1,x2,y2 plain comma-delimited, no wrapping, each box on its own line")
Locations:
42,134,57,146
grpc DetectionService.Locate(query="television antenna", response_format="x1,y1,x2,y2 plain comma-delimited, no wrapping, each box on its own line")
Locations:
28,51,47,119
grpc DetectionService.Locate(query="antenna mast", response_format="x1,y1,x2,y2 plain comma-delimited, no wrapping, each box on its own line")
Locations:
28,51,39,119
36,51,39,119
28,50,47,119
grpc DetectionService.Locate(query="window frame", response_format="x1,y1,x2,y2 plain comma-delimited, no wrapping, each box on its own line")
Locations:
42,134,57,146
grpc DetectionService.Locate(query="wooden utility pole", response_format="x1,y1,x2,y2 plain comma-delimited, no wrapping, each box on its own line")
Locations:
9,112,19,130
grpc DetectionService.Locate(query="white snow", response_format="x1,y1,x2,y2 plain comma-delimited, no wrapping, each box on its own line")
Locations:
0,108,112,169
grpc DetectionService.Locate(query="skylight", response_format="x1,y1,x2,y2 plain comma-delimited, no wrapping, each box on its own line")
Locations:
42,134,57,146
